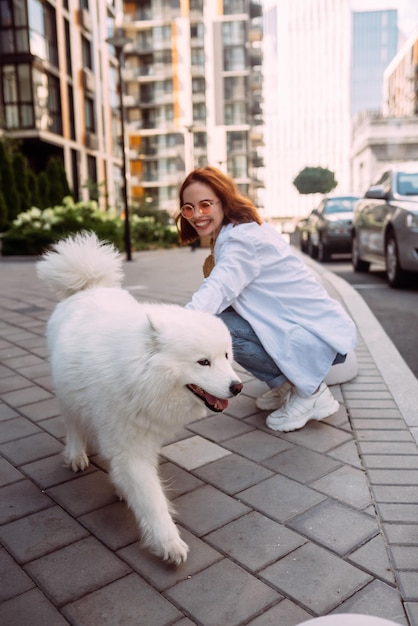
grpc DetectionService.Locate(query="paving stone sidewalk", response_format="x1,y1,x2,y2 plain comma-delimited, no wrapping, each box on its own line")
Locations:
0,248,418,626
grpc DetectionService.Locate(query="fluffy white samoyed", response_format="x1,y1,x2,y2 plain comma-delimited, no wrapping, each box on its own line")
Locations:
37,231,242,565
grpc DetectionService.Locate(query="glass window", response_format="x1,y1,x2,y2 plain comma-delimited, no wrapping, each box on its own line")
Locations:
225,101,246,125
222,20,246,46
224,76,246,100
84,95,95,132
193,102,206,122
227,130,247,152
2,63,34,129
82,35,92,70
224,46,245,71
223,0,245,15
0,0,13,26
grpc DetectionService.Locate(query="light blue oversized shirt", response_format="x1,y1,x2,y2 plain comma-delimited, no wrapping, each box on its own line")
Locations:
185,222,357,395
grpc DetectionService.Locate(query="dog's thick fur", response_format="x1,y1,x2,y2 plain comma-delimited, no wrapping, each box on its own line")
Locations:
37,232,242,565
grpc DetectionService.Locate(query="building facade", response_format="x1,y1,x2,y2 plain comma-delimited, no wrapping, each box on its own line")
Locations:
120,0,264,215
262,0,352,221
0,0,263,217
0,0,126,211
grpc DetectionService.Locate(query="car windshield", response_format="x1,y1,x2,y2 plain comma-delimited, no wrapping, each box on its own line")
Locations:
396,173,418,196
323,198,359,214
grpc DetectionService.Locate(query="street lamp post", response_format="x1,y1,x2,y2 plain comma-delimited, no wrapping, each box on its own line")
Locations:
107,32,132,261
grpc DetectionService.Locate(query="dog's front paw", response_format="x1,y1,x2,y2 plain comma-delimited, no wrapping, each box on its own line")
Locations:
162,535,189,566
66,452,89,472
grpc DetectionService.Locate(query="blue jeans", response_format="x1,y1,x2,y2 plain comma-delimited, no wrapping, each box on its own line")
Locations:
219,308,345,389
219,308,286,389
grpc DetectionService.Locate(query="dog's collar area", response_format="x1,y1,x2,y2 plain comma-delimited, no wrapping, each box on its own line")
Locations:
187,384,228,412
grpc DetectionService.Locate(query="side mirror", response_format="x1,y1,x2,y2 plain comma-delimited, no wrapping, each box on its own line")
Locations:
365,185,386,200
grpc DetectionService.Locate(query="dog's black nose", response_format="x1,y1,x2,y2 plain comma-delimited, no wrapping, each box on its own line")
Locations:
230,381,243,396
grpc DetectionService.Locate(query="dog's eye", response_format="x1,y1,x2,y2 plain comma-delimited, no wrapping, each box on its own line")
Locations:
198,359,211,366
225,352,229,360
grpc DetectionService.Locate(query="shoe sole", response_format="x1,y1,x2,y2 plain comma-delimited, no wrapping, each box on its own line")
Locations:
266,400,339,432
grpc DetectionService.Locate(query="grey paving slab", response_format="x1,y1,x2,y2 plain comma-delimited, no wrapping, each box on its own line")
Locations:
46,470,118,516
0,506,89,564
174,484,250,535
78,501,139,550
310,464,372,508
288,499,378,555
245,599,312,626
62,573,183,626
117,526,223,592
348,533,395,585
193,452,273,494
0,479,53,524
0,457,24,487
262,444,341,483
0,588,70,626
187,412,254,442
0,431,63,465
237,474,326,523
205,511,307,571
331,579,408,624
260,542,372,615
0,416,41,444
165,559,280,626
24,536,131,606
0,548,35,602
223,428,294,461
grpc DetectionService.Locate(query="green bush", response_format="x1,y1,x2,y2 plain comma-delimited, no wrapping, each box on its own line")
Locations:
1,198,179,256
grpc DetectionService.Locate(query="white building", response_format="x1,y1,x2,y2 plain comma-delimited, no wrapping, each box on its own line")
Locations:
262,0,352,220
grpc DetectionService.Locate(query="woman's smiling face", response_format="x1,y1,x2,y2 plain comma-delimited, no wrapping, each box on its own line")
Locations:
181,182,224,238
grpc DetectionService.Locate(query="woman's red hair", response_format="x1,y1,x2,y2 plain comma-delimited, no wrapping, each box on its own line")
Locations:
175,166,262,244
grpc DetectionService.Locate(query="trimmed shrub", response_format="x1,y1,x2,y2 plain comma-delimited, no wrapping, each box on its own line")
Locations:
1,198,178,256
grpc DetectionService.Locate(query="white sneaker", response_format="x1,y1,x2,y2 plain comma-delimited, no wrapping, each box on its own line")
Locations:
256,381,292,411
266,383,339,432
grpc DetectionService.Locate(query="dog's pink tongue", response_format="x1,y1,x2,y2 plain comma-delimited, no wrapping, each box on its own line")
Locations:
206,393,228,411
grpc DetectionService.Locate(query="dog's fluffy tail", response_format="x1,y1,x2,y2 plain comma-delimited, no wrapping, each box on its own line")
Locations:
36,231,124,299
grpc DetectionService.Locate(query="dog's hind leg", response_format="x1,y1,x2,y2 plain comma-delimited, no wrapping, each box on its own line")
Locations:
62,415,89,472
108,452,189,566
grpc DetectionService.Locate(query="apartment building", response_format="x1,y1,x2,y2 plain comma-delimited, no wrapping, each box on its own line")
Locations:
0,0,129,211
121,0,264,214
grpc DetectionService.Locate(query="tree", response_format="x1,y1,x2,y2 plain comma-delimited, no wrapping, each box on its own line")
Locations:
27,169,40,208
0,141,19,222
293,166,337,195
37,171,49,209
13,153,31,214
45,157,70,206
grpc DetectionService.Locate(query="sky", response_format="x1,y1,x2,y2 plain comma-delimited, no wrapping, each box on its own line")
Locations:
350,0,418,37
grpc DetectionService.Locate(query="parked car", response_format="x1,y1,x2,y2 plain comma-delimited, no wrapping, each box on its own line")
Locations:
306,194,361,262
351,163,418,288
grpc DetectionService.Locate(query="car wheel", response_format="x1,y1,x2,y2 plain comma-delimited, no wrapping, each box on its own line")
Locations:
352,234,370,272
308,238,318,259
385,232,407,288
318,238,330,262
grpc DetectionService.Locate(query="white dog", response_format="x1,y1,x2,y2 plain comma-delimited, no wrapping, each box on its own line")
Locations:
37,232,242,565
